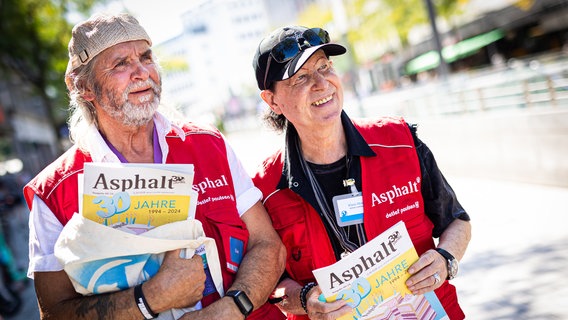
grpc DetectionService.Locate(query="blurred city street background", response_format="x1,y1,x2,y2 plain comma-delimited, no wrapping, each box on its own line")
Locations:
228,122,568,320
2,0,568,319
4,105,568,320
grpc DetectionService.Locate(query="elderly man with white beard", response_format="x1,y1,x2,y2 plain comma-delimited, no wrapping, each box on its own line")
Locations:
23,13,286,320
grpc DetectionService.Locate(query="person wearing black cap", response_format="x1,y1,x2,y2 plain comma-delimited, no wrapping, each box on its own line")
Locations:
23,13,286,320
252,26,471,320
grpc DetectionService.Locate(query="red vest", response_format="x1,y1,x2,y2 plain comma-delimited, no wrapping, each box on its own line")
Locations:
253,117,464,320
24,122,284,319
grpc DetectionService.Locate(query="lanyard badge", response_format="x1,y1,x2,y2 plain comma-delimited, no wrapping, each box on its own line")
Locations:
332,178,364,227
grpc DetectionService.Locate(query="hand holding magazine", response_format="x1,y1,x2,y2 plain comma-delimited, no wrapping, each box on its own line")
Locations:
312,221,448,320
55,163,223,320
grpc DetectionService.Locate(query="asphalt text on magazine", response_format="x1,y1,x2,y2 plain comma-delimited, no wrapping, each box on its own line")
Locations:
312,221,449,320
81,162,197,235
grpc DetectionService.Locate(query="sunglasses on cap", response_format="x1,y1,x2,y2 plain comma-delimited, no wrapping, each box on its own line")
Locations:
263,28,330,89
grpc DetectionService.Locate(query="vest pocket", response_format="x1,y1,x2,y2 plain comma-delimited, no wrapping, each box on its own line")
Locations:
201,209,249,274
398,208,435,255
265,194,315,283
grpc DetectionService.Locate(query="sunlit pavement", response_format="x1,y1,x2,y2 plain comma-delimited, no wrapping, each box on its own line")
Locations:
4,125,567,320
447,176,568,319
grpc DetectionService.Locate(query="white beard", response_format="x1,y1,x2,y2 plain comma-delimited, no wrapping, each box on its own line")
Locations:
97,78,161,127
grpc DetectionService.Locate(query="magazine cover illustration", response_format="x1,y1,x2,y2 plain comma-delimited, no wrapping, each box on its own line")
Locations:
81,163,197,234
312,221,449,320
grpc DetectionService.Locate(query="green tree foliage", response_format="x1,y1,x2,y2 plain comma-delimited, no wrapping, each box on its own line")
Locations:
297,3,334,29
379,0,426,46
155,52,190,74
0,0,106,150
435,0,469,19
297,0,469,63
353,0,469,53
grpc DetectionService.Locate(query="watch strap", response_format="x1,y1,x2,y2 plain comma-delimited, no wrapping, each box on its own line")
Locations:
435,247,455,262
435,247,458,279
226,290,253,318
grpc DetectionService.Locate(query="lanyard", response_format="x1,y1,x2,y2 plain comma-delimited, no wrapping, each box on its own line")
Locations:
293,134,366,257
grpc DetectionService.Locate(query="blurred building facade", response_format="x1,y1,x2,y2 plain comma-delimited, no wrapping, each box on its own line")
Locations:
2,0,566,182
0,69,58,179
363,0,568,93
157,0,317,124
157,0,568,123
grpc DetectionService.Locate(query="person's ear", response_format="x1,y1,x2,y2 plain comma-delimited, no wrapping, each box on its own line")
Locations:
260,89,282,115
82,87,95,101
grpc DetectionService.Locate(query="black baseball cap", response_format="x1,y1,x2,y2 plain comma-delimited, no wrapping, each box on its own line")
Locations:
253,26,346,90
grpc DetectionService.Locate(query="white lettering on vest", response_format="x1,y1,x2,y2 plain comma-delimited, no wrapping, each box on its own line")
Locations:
192,175,229,195
371,177,420,207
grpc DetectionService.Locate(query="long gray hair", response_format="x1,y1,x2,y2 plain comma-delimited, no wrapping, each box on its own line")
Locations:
65,55,100,149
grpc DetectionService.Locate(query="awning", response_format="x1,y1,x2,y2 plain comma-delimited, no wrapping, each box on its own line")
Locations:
405,29,505,75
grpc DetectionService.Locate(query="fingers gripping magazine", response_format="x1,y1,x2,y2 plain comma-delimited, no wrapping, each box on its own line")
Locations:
54,163,223,320
312,221,448,320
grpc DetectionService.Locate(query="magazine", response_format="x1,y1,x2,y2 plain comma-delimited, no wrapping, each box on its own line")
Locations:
65,162,221,319
81,162,198,235
312,221,448,320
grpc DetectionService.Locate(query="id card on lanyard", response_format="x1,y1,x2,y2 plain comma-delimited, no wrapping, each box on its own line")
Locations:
332,178,364,227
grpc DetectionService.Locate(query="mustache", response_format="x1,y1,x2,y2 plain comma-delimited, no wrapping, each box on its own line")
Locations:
126,79,161,97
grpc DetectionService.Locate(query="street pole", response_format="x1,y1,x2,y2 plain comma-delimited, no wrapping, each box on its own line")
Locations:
331,0,365,117
424,0,449,81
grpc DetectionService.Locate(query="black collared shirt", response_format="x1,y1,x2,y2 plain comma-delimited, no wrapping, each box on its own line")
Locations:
278,111,469,258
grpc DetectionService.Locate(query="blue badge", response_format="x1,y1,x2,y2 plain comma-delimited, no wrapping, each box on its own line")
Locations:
333,192,364,227
230,236,244,266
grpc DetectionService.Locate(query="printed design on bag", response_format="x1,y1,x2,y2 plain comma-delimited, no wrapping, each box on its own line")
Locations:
68,254,161,294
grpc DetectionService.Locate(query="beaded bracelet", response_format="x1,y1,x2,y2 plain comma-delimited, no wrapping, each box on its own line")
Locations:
300,282,318,313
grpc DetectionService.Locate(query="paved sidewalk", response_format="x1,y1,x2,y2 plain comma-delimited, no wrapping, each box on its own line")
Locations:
448,176,568,319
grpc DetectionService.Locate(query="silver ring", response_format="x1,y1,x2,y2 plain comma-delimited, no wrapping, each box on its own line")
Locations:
433,272,441,285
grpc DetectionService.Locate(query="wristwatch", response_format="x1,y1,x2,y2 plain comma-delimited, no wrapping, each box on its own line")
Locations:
226,290,253,318
435,248,459,280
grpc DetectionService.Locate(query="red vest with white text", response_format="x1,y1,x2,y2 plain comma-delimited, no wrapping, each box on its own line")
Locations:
24,122,285,320
253,117,464,320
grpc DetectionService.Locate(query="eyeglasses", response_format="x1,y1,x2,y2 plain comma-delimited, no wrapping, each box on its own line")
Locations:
263,28,330,89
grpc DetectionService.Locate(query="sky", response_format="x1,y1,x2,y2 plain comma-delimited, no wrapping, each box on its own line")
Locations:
96,0,202,44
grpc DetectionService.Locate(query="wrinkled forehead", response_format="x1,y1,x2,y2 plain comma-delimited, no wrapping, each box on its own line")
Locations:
95,40,150,65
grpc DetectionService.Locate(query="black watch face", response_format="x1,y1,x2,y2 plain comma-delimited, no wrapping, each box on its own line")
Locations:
230,291,253,316
238,293,253,315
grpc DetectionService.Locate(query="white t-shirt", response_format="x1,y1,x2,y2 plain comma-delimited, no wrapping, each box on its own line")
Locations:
28,113,260,277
